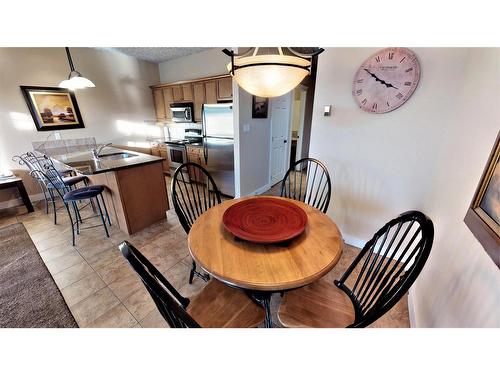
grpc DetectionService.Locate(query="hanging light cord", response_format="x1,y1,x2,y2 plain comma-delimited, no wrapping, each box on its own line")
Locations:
65,47,75,71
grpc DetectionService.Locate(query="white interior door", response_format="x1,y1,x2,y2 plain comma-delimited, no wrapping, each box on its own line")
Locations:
295,88,307,163
270,92,292,185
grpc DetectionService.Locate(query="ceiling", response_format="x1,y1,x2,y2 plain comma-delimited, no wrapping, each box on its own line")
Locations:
112,47,213,63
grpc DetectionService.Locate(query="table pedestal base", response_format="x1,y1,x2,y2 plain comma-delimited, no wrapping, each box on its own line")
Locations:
249,292,273,328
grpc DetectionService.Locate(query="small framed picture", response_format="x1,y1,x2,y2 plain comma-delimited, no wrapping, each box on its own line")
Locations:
20,86,85,131
464,131,500,267
252,96,269,119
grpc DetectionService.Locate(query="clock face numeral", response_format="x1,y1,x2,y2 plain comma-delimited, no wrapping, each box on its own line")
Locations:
353,48,420,113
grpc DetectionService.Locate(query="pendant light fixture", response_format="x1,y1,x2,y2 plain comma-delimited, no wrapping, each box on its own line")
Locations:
222,47,324,98
59,47,95,90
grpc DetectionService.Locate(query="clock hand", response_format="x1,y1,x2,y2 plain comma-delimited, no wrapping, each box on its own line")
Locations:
364,68,399,89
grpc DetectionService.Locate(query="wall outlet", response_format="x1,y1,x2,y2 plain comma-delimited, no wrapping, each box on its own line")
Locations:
54,132,61,140
243,124,250,133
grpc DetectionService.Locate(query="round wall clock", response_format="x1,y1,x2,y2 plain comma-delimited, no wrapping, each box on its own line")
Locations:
352,47,421,113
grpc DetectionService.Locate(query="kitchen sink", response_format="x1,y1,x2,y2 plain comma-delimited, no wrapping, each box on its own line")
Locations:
98,152,137,160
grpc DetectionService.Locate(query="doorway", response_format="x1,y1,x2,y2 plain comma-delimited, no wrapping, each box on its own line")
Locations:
289,85,308,169
269,92,292,186
268,86,310,187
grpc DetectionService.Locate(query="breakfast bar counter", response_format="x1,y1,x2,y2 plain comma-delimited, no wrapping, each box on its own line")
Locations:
51,147,169,235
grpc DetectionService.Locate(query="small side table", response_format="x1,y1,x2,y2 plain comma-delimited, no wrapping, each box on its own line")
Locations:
0,176,34,213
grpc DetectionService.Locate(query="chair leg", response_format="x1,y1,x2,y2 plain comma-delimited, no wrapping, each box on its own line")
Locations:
84,180,97,213
95,194,110,238
71,201,80,235
100,194,111,226
189,261,210,284
189,260,196,284
39,182,49,214
48,189,57,224
64,203,75,246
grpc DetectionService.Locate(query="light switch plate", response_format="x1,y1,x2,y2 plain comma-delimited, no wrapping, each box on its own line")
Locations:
324,105,332,116
243,124,250,132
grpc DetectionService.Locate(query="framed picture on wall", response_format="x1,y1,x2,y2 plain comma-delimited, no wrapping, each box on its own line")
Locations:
464,131,500,267
20,86,85,131
252,96,269,118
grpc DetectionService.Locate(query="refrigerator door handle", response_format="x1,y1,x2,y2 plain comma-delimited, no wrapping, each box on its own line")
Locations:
202,105,206,137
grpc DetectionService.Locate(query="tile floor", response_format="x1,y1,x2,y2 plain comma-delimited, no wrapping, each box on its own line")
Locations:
0,178,409,328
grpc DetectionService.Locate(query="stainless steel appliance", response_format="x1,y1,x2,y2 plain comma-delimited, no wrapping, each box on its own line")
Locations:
170,102,194,123
202,103,234,196
165,140,188,176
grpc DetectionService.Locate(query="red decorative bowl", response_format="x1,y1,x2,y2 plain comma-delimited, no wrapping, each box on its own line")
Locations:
222,197,308,244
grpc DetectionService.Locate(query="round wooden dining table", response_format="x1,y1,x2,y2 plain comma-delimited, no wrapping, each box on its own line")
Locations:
188,196,343,327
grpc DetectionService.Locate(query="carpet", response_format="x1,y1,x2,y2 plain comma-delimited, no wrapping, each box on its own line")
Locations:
0,223,78,328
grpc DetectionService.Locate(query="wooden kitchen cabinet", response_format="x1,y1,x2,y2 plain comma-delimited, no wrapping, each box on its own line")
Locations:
150,142,161,156
158,144,170,174
172,85,183,101
153,89,166,120
182,84,193,101
205,81,218,104
193,82,205,122
150,74,232,123
217,77,232,100
151,142,170,174
162,88,173,120
186,145,206,182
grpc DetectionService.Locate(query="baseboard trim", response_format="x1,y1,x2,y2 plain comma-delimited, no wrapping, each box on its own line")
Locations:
0,193,45,210
245,183,272,197
342,234,365,249
407,289,417,328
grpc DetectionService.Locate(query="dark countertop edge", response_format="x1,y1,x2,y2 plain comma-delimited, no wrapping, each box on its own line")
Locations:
50,147,165,176
81,158,164,175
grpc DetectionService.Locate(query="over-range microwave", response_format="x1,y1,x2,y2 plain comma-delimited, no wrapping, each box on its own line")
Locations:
170,102,194,123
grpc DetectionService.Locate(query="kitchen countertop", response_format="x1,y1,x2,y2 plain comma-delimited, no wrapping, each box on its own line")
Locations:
50,147,164,175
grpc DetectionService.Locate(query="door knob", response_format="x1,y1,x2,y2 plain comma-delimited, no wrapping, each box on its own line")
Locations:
284,139,287,143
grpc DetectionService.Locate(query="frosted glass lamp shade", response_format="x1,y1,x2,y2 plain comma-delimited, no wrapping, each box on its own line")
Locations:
59,72,95,90
59,76,95,90
228,54,311,98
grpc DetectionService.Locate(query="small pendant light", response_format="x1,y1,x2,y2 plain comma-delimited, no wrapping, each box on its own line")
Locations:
223,47,324,98
59,47,95,90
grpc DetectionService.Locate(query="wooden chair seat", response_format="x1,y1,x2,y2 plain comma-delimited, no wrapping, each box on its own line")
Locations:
278,279,355,328
187,280,265,328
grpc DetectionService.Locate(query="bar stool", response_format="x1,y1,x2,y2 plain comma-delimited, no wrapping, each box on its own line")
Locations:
30,165,111,246
63,185,111,246
13,152,91,223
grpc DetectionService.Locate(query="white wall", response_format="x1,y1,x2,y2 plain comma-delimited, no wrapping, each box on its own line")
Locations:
309,47,500,327
234,86,273,196
158,48,228,83
0,47,160,203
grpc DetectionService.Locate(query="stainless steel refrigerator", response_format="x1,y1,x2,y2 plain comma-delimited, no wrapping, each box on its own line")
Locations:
202,103,234,197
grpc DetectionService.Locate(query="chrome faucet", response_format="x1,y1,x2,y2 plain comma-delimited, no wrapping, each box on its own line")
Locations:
92,143,112,160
